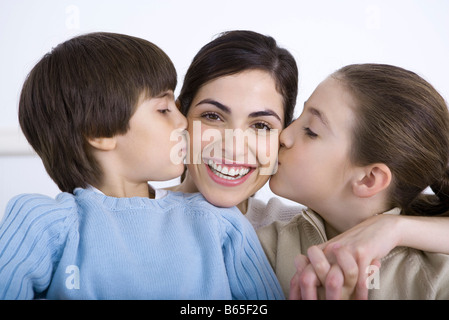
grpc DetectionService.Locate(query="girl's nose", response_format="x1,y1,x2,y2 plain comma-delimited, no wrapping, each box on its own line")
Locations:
279,122,295,149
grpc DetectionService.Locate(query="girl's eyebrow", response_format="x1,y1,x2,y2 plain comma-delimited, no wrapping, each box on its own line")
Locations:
308,107,329,127
306,105,334,135
303,101,330,128
196,98,282,122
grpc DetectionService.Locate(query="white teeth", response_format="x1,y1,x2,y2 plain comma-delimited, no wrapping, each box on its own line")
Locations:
221,166,228,175
207,160,251,180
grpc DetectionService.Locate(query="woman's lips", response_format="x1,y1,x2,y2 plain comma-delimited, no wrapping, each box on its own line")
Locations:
204,159,255,186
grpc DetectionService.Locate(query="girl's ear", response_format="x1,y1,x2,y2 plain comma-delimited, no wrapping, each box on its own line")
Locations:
87,136,117,151
352,163,392,198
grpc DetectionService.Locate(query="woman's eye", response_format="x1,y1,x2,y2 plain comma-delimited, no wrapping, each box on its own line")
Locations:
303,127,318,139
252,122,272,131
201,112,222,121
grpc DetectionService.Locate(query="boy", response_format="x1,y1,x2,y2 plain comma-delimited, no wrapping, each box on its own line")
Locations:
0,32,283,300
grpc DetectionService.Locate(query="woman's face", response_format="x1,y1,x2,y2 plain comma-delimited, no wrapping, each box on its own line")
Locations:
185,70,284,207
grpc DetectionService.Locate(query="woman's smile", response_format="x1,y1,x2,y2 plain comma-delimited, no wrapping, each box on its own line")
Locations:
205,158,255,186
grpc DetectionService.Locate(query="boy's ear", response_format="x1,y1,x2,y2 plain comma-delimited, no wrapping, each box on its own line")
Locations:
352,163,392,198
87,136,117,151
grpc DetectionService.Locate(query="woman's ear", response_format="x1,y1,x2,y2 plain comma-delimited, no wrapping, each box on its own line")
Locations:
86,136,117,151
352,163,392,198
175,99,182,112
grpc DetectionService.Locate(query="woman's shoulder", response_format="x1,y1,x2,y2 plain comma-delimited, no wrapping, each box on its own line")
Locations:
246,196,304,230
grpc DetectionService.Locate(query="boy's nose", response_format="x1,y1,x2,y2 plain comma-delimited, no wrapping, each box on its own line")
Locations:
174,108,188,130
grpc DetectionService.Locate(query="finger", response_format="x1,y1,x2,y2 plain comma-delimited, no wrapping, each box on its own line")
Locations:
289,272,302,300
334,246,359,290
294,254,310,272
298,264,320,300
354,258,372,300
289,255,310,300
307,245,331,286
324,264,344,300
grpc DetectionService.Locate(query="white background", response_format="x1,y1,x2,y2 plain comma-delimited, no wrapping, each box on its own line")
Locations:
1,0,448,220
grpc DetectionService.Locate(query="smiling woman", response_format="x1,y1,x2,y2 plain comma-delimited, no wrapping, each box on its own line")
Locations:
169,30,301,224
184,69,283,205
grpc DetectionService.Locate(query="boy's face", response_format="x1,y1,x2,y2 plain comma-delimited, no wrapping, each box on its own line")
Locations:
114,90,187,183
270,77,358,215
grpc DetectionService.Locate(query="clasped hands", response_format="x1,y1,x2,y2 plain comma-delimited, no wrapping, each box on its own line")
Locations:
289,214,398,300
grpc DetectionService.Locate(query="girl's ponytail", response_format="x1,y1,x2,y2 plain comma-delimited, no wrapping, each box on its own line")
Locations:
407,168,449,216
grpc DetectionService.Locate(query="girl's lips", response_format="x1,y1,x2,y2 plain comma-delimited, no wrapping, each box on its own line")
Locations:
204,161,255,187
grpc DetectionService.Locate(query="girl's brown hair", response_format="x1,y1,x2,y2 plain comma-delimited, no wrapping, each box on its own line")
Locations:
19,32,176,193
333,64,449,216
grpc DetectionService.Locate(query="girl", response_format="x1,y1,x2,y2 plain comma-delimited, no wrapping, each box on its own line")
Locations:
259,63,449,299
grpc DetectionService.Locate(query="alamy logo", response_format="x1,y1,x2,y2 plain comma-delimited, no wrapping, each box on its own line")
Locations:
366,265,380,290
65,265,80,290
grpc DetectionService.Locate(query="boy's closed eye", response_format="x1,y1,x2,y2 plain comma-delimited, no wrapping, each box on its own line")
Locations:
158,108,171,114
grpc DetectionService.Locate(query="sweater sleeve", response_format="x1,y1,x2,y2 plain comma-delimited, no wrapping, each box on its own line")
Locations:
0,193,77,299
218,206,285,300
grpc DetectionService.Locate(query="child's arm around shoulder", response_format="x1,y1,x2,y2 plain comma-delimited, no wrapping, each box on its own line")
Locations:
192,195,284,300
0,192,78,299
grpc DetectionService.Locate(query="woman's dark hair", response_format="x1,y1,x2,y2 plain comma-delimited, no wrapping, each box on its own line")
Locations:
19,32,177,193
178,30,298,128
333,64,449,216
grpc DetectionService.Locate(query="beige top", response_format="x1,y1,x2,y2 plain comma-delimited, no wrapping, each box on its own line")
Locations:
257,207,449,299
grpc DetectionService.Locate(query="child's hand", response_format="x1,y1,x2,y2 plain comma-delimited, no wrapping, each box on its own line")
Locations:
318,214,399,298
289,245,359,300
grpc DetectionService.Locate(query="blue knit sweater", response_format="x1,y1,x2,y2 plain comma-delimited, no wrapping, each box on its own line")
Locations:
0,188,284,300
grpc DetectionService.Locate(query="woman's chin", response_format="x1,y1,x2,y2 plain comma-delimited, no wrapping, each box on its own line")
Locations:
202,193,243,208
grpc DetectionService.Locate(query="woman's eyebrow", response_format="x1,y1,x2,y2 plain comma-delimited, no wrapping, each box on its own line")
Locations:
196,99,281,123
249,110,282,123
195,99,231,113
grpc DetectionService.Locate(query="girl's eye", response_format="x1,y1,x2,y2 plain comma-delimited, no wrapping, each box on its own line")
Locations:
252,122,272,131
303,127,318,139
201,112,222,121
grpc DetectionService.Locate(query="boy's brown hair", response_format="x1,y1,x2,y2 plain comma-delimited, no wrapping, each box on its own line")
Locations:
19,32,177,193
333,64,449,216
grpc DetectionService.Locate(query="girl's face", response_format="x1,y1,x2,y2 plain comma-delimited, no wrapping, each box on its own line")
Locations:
270,77,358,215
185,70,284,208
